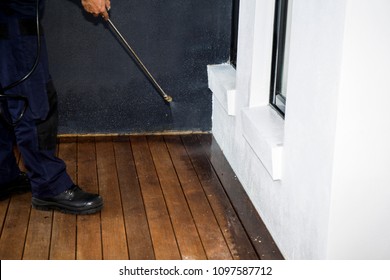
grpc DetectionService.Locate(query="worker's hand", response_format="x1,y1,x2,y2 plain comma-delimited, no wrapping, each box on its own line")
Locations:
81,0,111,20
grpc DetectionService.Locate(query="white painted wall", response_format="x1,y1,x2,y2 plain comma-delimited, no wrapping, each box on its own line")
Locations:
209,0,390,259
327,0,390,259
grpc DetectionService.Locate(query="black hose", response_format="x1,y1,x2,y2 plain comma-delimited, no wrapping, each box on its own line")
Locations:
0,0,40,126
3,0,41,91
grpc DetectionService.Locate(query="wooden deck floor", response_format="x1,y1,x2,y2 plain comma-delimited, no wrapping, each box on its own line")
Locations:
0,134,283,260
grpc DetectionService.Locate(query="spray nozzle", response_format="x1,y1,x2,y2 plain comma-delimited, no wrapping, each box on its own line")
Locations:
163,95,173,103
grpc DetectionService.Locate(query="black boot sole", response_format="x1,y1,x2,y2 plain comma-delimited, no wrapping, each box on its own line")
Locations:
0,173,31,201
0,185,31,201
31,198,103,215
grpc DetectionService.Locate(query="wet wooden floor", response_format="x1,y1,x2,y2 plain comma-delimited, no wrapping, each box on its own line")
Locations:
0,134,283,260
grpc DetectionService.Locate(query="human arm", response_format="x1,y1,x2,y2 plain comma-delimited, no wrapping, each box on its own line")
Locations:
81,0,111,20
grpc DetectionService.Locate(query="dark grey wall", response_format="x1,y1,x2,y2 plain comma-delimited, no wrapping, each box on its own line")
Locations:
42,0,232,134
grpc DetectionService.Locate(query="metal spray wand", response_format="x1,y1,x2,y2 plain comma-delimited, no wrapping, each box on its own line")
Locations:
106,18,173,103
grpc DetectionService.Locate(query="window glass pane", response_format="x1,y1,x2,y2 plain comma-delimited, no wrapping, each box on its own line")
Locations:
270,0,290,116
230,0,240,68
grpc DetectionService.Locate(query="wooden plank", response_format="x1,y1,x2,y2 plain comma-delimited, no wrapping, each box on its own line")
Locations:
182,134,259,260
0,193,31,259
76,138,103,260
96,138,129,259
113,138,155,260
49,141,77,260
0,199,10,236
130,136,181,260
0,144,15,235
23,210,53,260
164,135,232,260
0,149,30,259
147,135,207,260
197,134,284,260
20,141,52,260
0,134,284,260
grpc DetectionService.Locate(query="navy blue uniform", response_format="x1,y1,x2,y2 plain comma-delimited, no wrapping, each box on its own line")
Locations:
0,0,73,198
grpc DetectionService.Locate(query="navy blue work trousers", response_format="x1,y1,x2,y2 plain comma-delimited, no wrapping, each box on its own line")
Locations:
0,7,73,198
